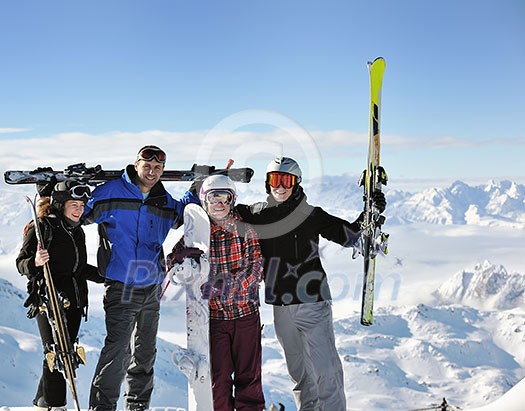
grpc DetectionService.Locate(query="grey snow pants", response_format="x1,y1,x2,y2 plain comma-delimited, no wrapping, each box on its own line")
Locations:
89,281,161,411
273,300,346,411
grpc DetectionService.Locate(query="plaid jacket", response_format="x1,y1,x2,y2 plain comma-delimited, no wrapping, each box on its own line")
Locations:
208,210,263,320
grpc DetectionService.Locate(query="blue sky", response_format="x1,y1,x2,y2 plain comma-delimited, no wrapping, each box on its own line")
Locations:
0,0,524,184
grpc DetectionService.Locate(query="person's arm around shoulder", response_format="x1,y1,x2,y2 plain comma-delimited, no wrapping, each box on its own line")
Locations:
236,201,268,225
82,183,107,225
237,221,264,288
80,264,105,284
168,189,200,228
180,189,200,206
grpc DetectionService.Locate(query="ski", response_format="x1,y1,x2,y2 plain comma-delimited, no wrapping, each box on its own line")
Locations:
5,163,254,185
359,57,389,326
25,194,84,411
168,204,213,411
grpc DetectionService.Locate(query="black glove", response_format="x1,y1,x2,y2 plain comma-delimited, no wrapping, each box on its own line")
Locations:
189,179,205,197
191,163,216,175
166,247,204,271
372,190,386,214
36,175,58,197
24,277,44,319
189,164,216,196
354,211,366,226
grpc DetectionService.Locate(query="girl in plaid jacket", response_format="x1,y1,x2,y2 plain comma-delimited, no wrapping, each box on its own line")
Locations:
169,175,265,411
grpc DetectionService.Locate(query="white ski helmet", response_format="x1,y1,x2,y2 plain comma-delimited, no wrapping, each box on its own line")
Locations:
266,156,302,179
265,157,302,193
199,175,237,206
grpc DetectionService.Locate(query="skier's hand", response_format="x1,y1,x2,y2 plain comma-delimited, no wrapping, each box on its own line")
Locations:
200,279,224,299
372,190,386,214
23,280,43,319
189,164,215,196
372,231,389,257
354,211,366,226
34,248,50,267
191,163,216,175
166,247,203,271
189,179,204,197
352,230,389,259
36,175,58,197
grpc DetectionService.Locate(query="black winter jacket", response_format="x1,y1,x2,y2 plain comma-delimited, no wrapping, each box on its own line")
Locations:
16,214,102,316
237,186,361,305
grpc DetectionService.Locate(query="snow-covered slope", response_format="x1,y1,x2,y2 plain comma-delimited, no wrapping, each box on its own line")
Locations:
1,178,525,410
0,277,190,408
1,262,525,410
466,376,525,411
338,303,525,410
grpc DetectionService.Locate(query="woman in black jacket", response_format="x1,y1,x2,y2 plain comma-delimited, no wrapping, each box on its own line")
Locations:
237,156,386,411
16,181,102,411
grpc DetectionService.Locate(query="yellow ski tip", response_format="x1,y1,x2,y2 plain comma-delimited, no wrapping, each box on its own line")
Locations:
45,351,56,372
77,345,87,365
368,56,386,68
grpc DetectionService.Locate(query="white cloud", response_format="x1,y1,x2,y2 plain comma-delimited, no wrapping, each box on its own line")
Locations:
383,134,525,150
0,128,30,134
0,128,326,177
1,129,523,184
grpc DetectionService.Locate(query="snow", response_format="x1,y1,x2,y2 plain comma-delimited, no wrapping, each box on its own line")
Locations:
434,261,525,310
466,376,525,411
1,178,525,410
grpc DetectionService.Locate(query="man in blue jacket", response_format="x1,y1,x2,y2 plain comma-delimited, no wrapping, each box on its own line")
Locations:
84,145,198,411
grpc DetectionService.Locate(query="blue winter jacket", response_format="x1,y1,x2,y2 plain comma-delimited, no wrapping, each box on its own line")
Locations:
83,165,199,286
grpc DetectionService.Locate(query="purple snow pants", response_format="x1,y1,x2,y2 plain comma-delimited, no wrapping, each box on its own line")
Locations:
210,311,265,411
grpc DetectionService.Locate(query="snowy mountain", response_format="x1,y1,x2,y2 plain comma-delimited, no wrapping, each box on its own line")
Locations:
1,177,525,410
287,177,525,228
266,177,525,228
1,178,524,258
383,180,525,227
434,260,525,310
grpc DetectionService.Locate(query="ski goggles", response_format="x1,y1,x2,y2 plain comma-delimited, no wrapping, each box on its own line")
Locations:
205,190,234,205
53,183,92,203
70,184,92,200
137,146,167,164
266,172,299,189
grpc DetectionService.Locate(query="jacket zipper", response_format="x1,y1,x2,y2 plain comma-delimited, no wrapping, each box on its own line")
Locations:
62,221,81,308
294,233,299,259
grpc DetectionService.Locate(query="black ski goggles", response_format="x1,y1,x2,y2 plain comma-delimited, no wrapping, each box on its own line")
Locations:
205,190,234,205
52,183,91,203
137,146,167,164
70,184,92,200
267,172,299,189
